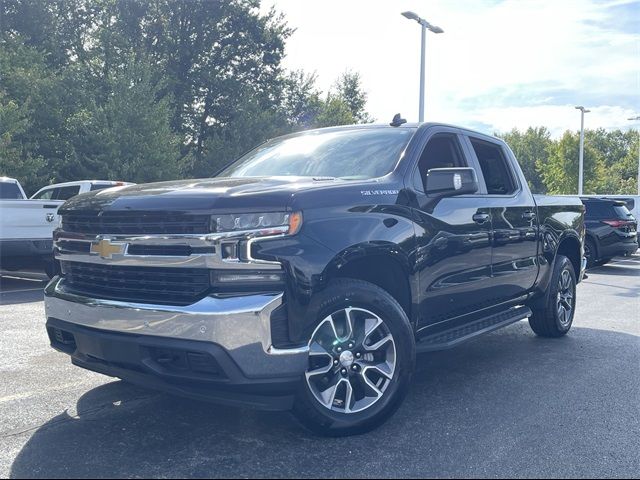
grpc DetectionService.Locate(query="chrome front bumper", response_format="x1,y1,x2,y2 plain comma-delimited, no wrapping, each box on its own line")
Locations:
44,277,309,379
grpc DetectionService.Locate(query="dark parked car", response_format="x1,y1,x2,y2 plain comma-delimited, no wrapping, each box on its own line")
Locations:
45,121,586,436
581,197,638,268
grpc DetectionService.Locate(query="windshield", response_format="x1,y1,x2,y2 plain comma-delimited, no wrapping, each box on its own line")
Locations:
0,182,24,199
218,128,415,180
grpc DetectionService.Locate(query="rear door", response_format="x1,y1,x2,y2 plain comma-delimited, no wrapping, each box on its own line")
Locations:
464,134,539,304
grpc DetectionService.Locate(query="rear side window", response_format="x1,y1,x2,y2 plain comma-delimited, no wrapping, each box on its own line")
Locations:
584,202,613,219
613,205,633,220
54,185,81,200
32,188,54,200
90,183,114,191
470,139,516,195
0,182,24,199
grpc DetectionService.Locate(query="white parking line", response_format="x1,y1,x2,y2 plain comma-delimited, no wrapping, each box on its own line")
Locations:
0,288,44,294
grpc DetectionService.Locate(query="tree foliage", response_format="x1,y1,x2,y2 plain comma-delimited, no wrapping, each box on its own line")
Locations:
501,127,638,195
0,0,372,193
498,127,551,194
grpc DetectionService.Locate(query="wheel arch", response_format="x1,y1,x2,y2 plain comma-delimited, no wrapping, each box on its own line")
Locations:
324,248,415,325
555,234,582,279
584,232,599,261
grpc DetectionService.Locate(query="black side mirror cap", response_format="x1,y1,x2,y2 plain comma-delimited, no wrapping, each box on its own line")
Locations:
425,167,478,198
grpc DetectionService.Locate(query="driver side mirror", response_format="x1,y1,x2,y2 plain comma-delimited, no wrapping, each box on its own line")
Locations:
425,167,478,198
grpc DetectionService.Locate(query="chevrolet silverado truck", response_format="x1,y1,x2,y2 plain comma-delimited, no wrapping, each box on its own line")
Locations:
44,121,586,436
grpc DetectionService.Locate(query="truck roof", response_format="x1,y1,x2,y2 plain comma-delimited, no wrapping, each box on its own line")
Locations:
305,121,501,142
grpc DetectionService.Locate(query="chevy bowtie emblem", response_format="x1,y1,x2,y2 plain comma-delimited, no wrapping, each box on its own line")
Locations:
90,238,125,259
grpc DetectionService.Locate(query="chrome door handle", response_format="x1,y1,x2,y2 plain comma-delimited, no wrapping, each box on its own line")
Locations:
472,213,490,225
522,211,537,221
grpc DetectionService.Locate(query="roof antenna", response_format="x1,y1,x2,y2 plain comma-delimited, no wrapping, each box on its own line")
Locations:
390,113,407,127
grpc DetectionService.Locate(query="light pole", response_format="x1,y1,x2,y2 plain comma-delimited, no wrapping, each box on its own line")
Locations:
628,115,640,195
575,106,590,195
401,11,444,122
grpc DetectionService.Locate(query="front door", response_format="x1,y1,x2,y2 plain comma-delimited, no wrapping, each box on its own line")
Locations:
408,130,494,331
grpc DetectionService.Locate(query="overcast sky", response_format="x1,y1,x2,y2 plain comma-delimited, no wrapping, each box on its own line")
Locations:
261,0,640,137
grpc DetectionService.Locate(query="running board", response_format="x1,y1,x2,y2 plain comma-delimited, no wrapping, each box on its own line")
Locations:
416,305,532,353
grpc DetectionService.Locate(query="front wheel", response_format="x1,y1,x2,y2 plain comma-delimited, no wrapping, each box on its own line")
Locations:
293,279,415,437
528,255,577,338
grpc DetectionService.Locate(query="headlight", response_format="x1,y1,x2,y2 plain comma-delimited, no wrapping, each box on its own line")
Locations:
212,211,302,235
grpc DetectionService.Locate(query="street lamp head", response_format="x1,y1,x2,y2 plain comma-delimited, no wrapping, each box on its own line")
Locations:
401,11,420,21
575,106,590,113
628,116,640,121
401,11,445,33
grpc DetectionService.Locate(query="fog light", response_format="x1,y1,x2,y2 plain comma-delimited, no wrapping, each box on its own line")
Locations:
214,271,285,285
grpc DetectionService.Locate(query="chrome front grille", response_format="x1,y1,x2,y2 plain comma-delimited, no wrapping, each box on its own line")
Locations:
61,212,211,235
61,261,212,305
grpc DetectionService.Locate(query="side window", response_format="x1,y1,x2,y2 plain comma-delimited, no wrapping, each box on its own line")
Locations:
470,138,516,195
584,202,611,219
54,186,81,200
90,184,113,191
33,188,54,200
416,134,466,191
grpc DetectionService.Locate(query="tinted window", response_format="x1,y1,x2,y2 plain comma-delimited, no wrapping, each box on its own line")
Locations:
32,188,54,200
90,184,115,191
0,182,24,199
54,185,81,200
613,205,633,220
416,134,466,191
219,128,415,180
470,139,516,195
584,201,614,219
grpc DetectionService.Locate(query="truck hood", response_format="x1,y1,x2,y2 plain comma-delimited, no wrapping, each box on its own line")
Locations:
59,176,364,213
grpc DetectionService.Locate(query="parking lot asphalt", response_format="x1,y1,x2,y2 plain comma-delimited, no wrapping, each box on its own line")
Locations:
1,258,639,479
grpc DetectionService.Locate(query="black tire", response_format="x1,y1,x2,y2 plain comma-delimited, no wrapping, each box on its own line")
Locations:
584,237,597,269
528,255,577,338
292,279,415,437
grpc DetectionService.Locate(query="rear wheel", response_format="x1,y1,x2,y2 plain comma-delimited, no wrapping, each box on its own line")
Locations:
293,279,415,436
529,255,576,338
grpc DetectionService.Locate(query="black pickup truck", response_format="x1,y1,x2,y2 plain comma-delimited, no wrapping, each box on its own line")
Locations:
45,121,586,436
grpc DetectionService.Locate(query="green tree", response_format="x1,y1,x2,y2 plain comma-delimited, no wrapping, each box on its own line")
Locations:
539,130,604,195
331,70,373,124
63,58,181,183
498,127,550,193
0,0,375,187
0,91,45,192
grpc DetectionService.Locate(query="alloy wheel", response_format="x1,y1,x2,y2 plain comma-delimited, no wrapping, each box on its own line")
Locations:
305,307,397,414
556,269,574,327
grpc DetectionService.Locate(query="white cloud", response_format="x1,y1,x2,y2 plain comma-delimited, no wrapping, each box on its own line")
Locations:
261,0,640,137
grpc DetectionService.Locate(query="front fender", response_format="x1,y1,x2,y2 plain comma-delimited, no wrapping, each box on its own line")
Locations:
251,205,417,342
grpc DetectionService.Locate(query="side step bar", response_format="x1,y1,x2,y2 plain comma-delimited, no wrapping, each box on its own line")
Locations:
416,305,532,353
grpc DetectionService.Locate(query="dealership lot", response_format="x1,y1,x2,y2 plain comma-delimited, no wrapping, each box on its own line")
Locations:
1,257,638,478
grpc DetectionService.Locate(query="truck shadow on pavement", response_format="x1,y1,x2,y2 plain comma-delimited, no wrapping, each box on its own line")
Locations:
0,275,46,306
9,323,640,478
